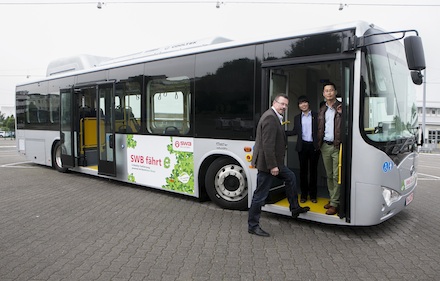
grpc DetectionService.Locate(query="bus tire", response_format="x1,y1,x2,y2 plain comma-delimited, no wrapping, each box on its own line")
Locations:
52,141,68,173
205,157,248,211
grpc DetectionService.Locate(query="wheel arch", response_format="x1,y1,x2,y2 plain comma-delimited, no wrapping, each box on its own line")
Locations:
198,152,253,194
197,151,254,210
197,154,217,194
51,139,68,172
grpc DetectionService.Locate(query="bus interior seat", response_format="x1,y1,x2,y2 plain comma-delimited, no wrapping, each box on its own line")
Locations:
163,126,180,135
79,106,95,118
114,108,124,120
124,107,141,132
118,125,133,133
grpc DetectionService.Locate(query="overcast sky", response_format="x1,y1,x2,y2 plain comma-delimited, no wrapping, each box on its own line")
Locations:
1,0,439,116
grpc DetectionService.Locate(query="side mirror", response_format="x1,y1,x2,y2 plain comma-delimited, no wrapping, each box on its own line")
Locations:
404,36,426,71
410,70,424,85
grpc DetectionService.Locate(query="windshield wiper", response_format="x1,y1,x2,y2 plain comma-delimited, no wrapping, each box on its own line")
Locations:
388,136,416,155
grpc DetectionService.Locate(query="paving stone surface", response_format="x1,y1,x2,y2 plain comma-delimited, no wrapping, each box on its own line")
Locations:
1,139,439,280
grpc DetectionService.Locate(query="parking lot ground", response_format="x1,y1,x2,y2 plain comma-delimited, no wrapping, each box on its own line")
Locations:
1,139,439,280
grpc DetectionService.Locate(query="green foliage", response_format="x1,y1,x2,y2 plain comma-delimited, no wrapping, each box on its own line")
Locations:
5,115,15,132
0,112,15,133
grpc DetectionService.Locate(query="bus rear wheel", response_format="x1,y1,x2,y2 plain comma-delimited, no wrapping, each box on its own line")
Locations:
52,141,68,173
205,157,248,211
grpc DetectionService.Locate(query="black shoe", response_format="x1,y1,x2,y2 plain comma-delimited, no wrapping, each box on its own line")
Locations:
291,206,310,218
300,198,307,203
248,226,270,237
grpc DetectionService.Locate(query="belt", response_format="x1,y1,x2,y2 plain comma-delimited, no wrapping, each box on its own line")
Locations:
324,140,334,145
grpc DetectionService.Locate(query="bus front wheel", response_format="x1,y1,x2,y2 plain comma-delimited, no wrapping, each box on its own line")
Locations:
205,157,248,210
52,141,68,173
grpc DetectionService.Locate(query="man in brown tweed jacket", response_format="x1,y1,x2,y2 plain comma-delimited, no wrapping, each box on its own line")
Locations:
248,94,310,237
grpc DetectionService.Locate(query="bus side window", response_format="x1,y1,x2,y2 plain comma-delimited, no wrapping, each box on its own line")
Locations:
147,77,191,135
49,94,60,124
28,102,39,124
115,80,141,133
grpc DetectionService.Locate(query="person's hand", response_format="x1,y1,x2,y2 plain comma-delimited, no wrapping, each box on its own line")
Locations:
271,167,279,176
337,104,342,114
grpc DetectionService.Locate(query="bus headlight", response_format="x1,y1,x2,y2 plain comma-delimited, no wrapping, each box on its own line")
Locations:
382,187,401,207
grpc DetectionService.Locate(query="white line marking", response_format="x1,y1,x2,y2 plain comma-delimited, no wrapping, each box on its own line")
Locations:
0,161,36,168
417,172,440,180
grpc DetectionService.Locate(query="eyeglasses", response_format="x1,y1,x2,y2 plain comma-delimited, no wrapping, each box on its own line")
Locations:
274,100,288,107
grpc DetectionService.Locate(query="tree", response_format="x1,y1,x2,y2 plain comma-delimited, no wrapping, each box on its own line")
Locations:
0,111,5,125
5,115,15,133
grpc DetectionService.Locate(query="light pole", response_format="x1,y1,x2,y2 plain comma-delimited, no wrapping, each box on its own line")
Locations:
422,69,427,145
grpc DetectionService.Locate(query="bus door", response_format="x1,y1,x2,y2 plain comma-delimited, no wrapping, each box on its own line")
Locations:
270,71,289,113
263,59,353,221
60,88,75,168
269,70,291,166
74,86,100,167
265,70,290,202
97,83,117,177
268,68,296,173
269,71,289,102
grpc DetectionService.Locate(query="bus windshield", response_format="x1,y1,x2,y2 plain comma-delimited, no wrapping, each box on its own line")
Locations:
361,38,418,154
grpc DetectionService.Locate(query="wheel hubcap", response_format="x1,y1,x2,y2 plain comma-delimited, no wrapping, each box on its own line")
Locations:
55,145,63,168
214,164,247,202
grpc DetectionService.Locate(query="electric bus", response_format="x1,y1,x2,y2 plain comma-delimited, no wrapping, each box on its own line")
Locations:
15,21,426,225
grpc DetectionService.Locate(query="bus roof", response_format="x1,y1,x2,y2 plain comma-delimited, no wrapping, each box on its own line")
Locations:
46,54,110,77
99,36,232,67
18,20,374,86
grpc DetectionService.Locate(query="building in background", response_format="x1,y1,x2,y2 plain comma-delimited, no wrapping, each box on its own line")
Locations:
418,90,440,152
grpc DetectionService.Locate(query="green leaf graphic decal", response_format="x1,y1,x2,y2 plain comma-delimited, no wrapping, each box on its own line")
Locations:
127,135,137,148
162,137,194,194
128,173,136,183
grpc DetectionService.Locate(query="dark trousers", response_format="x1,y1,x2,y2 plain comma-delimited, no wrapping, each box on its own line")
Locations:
248,165,299,229
298,142,321,200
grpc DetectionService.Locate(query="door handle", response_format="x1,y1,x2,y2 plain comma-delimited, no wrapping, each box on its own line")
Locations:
109,135,114,149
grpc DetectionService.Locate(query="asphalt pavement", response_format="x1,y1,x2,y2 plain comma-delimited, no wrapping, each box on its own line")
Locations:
1,138,439,281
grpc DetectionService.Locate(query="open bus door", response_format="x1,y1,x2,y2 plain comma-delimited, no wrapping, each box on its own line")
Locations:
60,88,75,168
264,70,290,203
97,83,117,177
262,60,353,222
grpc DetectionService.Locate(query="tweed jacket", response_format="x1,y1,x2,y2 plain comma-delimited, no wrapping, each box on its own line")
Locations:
252,108,286,172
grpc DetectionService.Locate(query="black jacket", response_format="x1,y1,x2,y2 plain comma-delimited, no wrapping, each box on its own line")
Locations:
288,111,319,151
